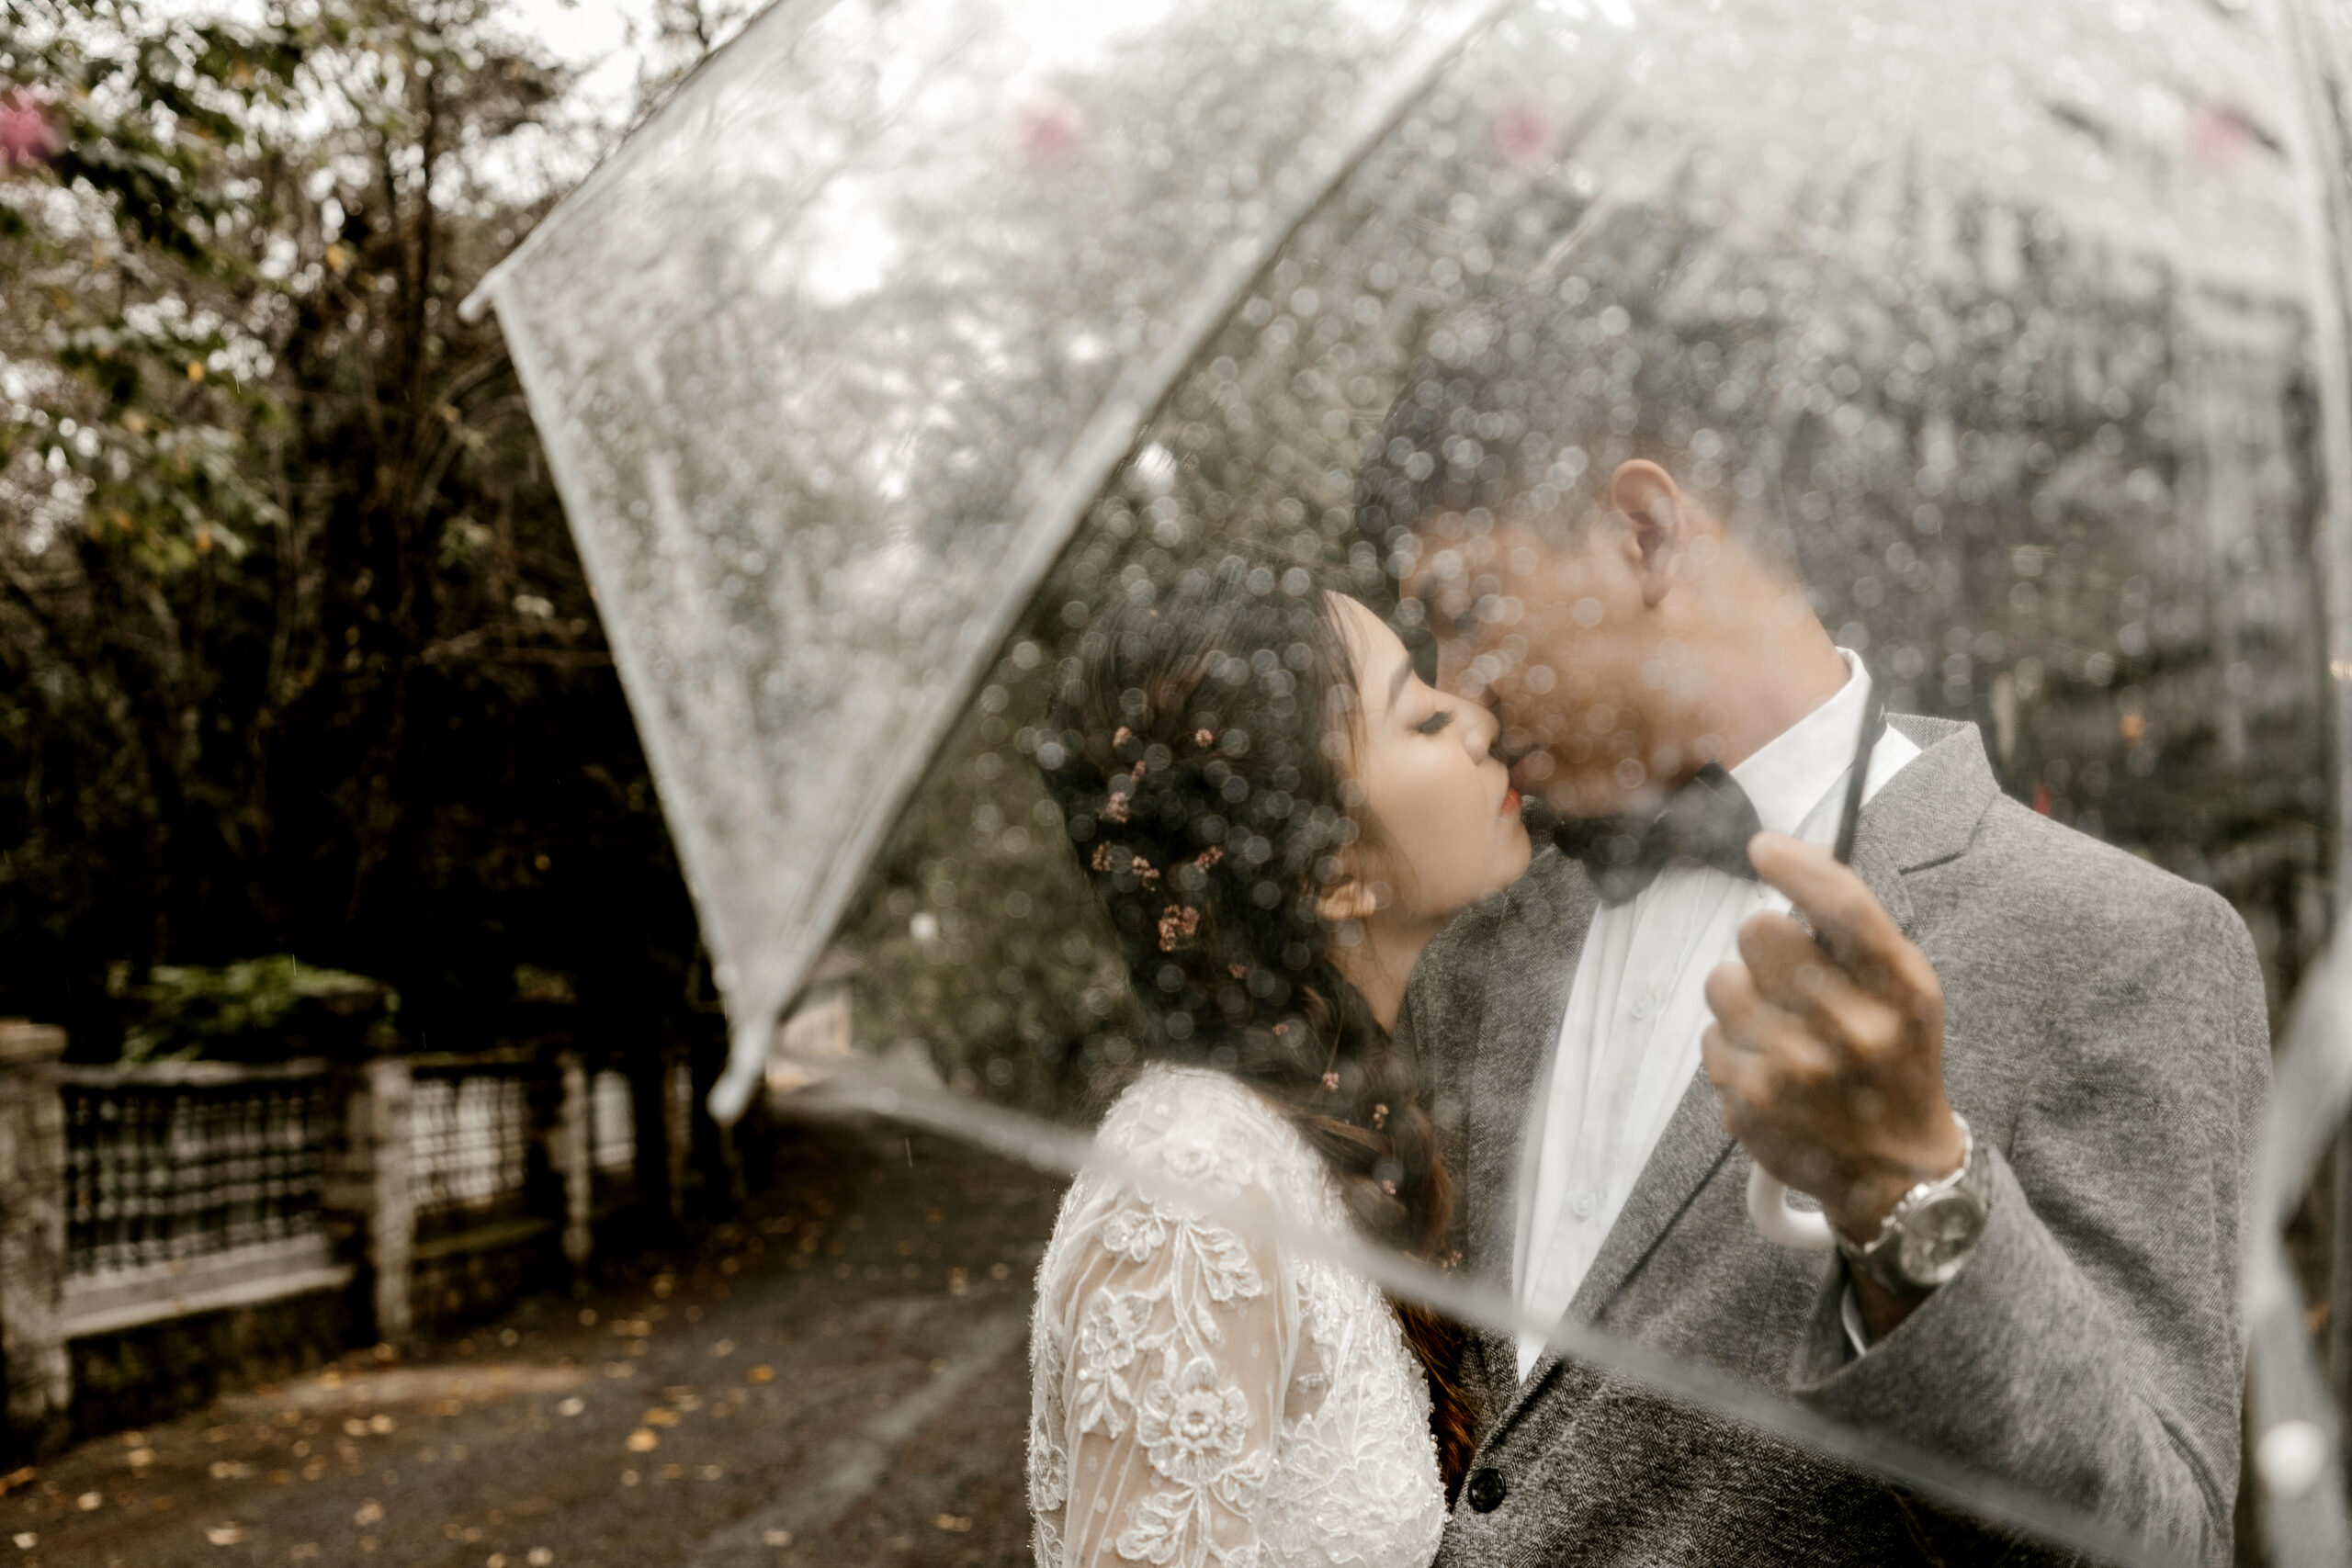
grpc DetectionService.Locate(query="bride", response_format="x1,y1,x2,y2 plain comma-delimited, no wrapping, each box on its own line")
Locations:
1027,561,1532,1568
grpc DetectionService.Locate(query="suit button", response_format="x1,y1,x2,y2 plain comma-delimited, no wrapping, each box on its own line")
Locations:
1464,1467,1506,1513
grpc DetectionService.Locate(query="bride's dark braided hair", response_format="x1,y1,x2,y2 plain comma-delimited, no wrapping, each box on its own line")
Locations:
1037,558,1476,1491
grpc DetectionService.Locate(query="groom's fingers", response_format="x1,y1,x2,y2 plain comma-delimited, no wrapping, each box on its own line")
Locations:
1702,957,1764,1042
1702,963,1839,1081
1736,914,1908,1064
1747,830,1941,1015
1701,1021,1771,1118
1702,1015,1838,1144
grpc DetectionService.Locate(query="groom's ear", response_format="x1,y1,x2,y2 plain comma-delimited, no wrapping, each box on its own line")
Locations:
1606,459,1688,610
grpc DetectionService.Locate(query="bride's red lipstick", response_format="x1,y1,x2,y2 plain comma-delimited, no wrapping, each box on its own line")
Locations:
1501,785,1521,818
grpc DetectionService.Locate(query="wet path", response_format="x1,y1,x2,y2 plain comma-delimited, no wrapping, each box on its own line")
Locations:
4,1116,1063,1568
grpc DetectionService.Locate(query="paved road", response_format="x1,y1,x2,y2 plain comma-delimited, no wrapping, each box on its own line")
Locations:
3,1115,1064,1568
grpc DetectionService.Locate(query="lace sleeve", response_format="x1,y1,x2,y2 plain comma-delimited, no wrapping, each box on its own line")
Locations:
1029,1089,1305,1568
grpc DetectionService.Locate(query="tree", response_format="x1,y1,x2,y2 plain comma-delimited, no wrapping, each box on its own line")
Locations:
0,0,711,1060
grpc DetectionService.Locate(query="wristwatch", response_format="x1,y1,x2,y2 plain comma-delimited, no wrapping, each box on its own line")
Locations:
1837,1113,1992,1296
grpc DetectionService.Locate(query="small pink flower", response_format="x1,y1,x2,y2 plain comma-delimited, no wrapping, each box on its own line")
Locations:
1017,93,1086,172
2188,101,2256,174
1489,99,1557,171
0,90,61,171
1321,1071,1340,1091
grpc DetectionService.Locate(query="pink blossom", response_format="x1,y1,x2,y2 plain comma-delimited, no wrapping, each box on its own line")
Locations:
0,90,60,171
1489,99,1558,172
2187,102,2257,175
1016,93,1086,172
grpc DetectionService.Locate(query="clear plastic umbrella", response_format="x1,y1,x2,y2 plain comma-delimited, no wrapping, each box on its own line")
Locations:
461,0,2352,1558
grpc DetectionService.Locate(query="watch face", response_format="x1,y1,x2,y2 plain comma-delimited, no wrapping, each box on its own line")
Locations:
1896,1190,1989,1287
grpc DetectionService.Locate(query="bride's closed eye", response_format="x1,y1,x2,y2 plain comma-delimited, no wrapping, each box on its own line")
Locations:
1411,708,1454,736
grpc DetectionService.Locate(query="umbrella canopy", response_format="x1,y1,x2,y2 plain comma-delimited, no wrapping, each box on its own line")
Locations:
466,0,2321,1119
467,0,2352,1556
464,0,1519,1122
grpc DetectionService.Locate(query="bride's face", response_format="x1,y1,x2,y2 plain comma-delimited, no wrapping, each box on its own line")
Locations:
1328,592,1532,927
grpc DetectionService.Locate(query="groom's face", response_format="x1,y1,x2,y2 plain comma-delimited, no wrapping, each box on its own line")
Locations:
1403,511,1675,819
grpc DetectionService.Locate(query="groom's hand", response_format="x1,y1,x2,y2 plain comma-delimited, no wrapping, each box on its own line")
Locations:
1701,831,1965,1247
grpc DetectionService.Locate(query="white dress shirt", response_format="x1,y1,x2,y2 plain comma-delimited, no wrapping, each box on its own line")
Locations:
1514,653,1920,1382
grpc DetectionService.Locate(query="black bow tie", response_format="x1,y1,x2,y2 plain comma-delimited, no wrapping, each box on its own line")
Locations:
1533,763,1765,906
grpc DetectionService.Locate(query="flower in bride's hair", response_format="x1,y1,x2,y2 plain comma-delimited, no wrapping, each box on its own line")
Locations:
1157,904,1199,951
1194,728,1214,748
1102,789,1130,824
1114,726,1134,748
1321,1071,1340,1091
1371,1103,1388,1130
1193,845,1223,870
1131,855,1160,886
1091,843,1115,872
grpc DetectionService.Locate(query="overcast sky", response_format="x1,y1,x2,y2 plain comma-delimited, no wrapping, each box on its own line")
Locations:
501,0,663,129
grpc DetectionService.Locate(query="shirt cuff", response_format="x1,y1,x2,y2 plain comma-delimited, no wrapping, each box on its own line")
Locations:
1840,1280,1871,1358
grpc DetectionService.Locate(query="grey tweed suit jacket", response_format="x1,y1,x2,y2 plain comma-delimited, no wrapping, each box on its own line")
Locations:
1397,717,2269,1567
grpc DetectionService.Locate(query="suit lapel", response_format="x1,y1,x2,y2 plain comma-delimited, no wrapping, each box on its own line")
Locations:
1499,1054,1738,1404
1569,1072,1735,1319
1459,852,1593,1417
1463,853,1593,1273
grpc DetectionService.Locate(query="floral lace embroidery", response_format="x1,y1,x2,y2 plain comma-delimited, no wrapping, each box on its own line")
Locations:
1074,1292,1154,1438
1028,1066,1445,1568
1102,1209,1168,1263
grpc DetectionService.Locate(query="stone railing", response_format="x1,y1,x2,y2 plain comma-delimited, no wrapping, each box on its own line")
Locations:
347,1049,662,1339
56,1056,347,1340
0,1025,684,1453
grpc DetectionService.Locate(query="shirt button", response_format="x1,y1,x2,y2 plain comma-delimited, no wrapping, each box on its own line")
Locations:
1570,1190,1598,1221
1465,1467,1507,1512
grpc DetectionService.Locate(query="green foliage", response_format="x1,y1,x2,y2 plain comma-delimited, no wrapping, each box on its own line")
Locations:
119,953,392,1063
0,0,712,1063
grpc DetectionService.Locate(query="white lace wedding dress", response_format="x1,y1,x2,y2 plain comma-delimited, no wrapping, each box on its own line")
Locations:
1026,1064,1447,1568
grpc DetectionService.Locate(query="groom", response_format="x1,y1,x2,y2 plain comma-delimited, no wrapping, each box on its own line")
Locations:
1357,289,2268,1564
